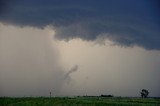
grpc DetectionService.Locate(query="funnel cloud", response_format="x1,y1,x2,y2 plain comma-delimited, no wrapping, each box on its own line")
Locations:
64,65,78,79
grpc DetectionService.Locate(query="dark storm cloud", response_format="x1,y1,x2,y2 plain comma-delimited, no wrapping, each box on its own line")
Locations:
0,0,160,50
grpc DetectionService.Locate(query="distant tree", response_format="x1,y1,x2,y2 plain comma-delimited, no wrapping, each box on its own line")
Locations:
101,94,113,97
140,89,149,98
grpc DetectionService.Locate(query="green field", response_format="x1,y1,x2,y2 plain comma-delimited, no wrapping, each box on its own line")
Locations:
0,97,160,106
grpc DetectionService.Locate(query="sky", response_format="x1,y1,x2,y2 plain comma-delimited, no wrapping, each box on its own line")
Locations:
0,0,160,97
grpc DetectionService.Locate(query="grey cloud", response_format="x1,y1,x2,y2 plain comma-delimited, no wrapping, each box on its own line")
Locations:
0,0,160,50
54,21,160,50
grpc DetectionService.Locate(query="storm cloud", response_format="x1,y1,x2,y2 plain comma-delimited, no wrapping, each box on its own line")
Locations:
0,0,160,97
0,0,160,50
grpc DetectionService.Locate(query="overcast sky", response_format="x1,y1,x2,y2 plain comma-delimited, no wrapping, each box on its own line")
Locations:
0,0,160,97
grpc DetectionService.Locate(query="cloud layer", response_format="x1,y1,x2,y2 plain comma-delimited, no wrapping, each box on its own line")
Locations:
0,0,160,50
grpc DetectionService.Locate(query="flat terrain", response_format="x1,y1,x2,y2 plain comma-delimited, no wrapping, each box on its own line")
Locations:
0,97,160,106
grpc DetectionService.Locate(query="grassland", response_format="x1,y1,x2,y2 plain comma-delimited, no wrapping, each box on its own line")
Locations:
0,97,160,106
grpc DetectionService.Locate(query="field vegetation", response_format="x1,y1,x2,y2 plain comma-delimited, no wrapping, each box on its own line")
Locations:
0,96,160,106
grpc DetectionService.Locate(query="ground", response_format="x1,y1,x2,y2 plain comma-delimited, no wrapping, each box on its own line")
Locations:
0,97,160,106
